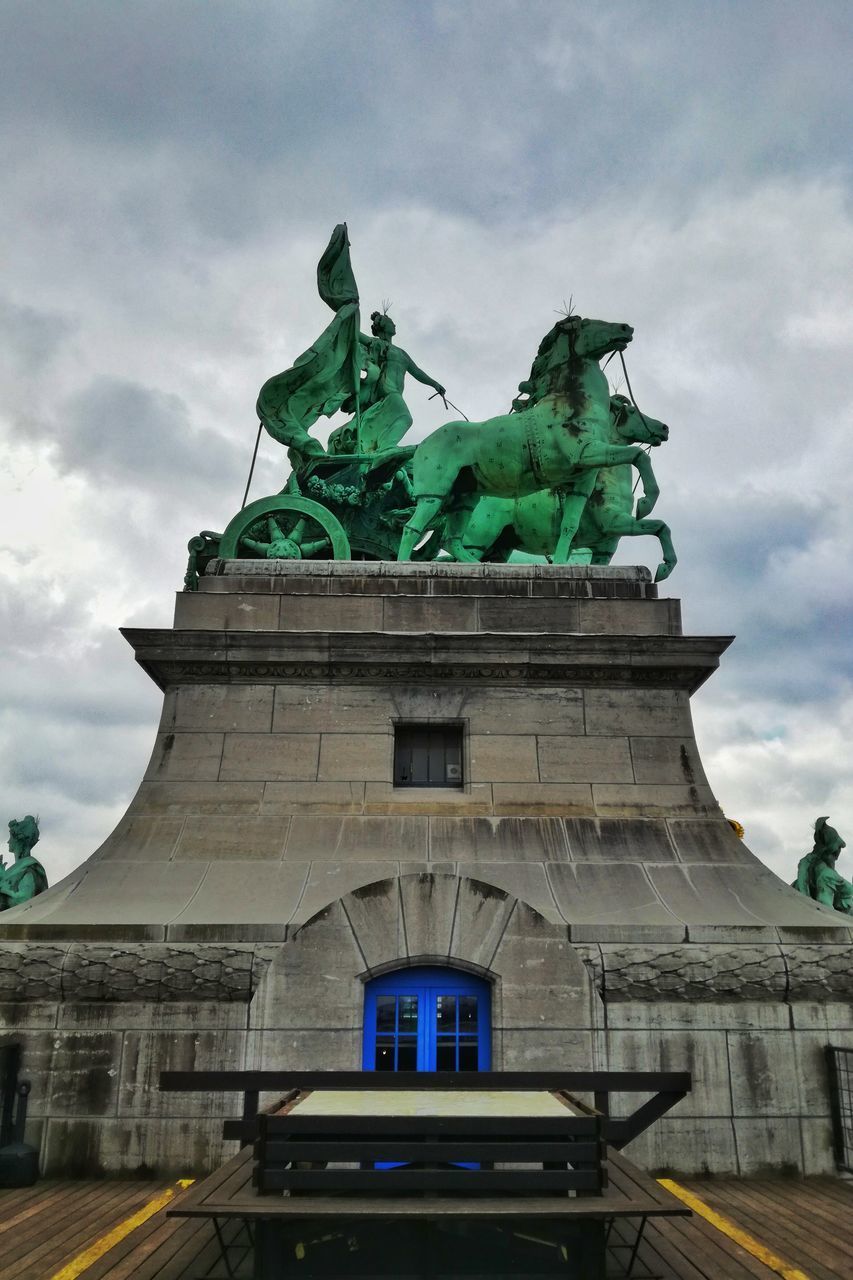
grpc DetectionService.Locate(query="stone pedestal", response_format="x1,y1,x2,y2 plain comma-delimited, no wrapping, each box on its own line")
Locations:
1,563,850,1176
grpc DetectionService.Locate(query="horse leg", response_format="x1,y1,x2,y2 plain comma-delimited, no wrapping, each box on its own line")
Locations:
445,497,485,562
398,496,445,562
602,510,677,582
578,443,660,519
552,471,599,563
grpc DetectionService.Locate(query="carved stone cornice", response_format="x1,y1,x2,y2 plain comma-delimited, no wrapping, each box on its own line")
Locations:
122,628,732,693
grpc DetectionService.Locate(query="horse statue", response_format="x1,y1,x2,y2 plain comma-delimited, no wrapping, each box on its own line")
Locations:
396,314,661,565
455,394,677,581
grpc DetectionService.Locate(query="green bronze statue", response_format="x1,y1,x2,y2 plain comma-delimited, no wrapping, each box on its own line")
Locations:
0,817,48,910
185,227,676,579
328,310,445,456
396,315,666,576
456,394,676,575
257,226,445,464
793,817,852,914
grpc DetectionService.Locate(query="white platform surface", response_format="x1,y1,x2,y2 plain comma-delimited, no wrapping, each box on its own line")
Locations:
290,1089,573,1118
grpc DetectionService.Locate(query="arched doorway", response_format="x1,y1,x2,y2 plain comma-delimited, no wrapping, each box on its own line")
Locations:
362,965,491,1072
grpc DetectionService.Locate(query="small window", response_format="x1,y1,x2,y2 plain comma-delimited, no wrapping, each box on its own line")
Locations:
393,723,463,788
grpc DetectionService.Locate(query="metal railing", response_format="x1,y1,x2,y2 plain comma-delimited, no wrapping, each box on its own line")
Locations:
827,1045,853,1172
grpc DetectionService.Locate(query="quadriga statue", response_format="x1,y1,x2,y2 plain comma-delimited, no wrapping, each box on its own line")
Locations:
0,816,49,910
397,314,669,578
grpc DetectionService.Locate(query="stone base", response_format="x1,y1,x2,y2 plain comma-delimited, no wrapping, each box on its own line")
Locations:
1,564,850,1176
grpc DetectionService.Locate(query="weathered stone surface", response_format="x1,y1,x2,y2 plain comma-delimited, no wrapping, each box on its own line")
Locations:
577,598,680,636
24,1030,122,1118
476,597,579,633
629,737,708,786
548,864,680,929
598,944,787,1000
90,813,185,861
384,595,478,632
464,687,585,736
392,873,454,959
174,815,288,860
317,733,391,781
592,783,719,817
3,562,845,1178
118,1030,246,1116
286,815,428,862
0,944,68,1000
168,862,308,927
449,878,517,969
273,684,395,734
220,733,320,781
785,944,853,998
623,1117,738,1177
564,818,677,862
491,784,595,816
134,781,264,816
280,595,384,632
145,732,224,781
293,862,398,925
606,1028,731,1117
666,819,755,865
469,734,539,783
537,736,633,784
364,782,493,815
171,685,274,732
263,781,365,814
430,817,570,863
732,1117,803,1175
173,591,280,630
583,688,693,737
62,943,262,1002
41,1116,228,1177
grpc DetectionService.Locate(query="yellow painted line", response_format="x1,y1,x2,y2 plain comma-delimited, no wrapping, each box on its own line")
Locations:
658,1178,812,1280
48,1178,195,1280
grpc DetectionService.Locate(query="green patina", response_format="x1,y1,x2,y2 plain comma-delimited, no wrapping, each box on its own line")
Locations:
0,816,48,911
793,817,852,914
184,226,675,582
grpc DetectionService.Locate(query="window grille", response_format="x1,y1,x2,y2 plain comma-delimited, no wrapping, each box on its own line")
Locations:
393,723,463,788
827,1045,853,1172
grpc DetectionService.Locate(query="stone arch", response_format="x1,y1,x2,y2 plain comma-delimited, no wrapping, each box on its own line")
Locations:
248,872,599,1073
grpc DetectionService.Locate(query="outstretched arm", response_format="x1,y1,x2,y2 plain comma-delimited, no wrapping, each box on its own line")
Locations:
405,353,445,396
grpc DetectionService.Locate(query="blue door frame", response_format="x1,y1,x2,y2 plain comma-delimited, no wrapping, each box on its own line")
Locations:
362,966,491,1073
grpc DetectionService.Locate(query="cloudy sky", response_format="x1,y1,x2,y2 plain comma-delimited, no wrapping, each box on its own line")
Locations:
1,0,851,884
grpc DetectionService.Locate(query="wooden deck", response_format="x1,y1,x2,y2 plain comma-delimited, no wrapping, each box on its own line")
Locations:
2,1173,851,1279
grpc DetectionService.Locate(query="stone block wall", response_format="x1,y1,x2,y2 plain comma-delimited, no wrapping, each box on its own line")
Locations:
2,563,850,1178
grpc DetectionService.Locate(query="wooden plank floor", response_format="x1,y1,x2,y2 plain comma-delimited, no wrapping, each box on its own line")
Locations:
1,1175,850,1279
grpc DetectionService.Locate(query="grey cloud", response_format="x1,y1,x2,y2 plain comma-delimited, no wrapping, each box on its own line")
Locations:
0,1,849,243
22,376,244,500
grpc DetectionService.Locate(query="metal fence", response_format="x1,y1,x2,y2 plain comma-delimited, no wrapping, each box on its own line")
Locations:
826,1045,853,1172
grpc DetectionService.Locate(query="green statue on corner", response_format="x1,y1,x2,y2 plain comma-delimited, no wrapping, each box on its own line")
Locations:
0,817,49,910
793,816,852,914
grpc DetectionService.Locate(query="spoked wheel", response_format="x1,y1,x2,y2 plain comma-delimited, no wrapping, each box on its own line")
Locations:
218,495,351,561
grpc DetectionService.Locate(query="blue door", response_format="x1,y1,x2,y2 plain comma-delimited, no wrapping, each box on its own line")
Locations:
363,966,491,1073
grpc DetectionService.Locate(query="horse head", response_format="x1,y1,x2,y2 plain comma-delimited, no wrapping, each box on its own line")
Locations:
564,315,633,361
609,394,669,447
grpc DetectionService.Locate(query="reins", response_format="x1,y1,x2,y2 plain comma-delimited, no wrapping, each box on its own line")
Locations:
241,420,263,509
615,348,653,497
429,389,470,421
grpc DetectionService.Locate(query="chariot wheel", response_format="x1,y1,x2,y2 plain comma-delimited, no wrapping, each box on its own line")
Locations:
218,494,351,561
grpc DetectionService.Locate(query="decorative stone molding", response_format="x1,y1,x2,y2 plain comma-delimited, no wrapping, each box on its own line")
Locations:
589,943,853,1001
0,944,69,1001
0,943,275,1003
784,944,853,1000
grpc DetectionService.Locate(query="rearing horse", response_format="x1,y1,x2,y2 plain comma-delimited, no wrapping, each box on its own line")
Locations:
457,395,677,581
397,315,660,563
